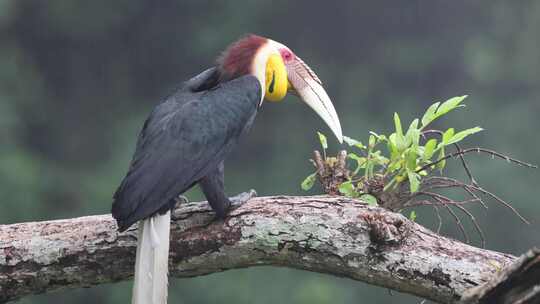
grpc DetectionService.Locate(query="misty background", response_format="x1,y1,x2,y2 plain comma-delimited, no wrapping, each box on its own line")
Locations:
1,1,538,303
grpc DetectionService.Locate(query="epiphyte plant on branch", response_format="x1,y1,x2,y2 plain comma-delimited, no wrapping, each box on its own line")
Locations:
302,95,537,247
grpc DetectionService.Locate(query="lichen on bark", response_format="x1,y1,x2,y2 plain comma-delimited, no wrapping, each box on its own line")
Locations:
0,195,516,303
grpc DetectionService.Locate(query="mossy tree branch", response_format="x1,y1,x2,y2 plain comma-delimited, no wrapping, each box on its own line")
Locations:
0,195,521,303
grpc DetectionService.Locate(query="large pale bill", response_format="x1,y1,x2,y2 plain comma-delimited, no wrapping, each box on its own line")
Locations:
286,57,343,143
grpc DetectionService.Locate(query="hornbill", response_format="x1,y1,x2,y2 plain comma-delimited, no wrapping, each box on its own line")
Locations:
111,34,343,304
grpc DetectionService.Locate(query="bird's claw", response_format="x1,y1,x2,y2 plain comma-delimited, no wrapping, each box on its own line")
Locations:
175,195,189,206
230,189,257,206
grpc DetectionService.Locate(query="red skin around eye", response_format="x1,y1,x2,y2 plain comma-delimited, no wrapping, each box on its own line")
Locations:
279,49,295,63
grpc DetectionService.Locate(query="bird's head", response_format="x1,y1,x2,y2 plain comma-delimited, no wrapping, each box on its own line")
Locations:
219,34,343,143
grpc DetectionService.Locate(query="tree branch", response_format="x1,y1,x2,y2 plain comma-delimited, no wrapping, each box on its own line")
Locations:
462,248,540,304
0,195,516,303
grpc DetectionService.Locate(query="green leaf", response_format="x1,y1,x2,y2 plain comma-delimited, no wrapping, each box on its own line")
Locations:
388,133,396,146
436,95,467,117
387,159,403,173
371,151,389,165
394,112,403,136
360,194,378,206
409,210,417,222
395,134,407,152
368,134,376,147
409,128,421,147
442,128,455,144
407,170,421,193
387,134,400,160
393,113,408,151
436,146,446,171
365,160,374,179
421,95,468,129
423,138,437,161
343,136,365,149
406,119,419,135
370,131,387,142
347,153,365,162
317,131,328,150
348,153,367,174
421,102,440,128
447,127,483,145
405,149,417,171
405,119,420,146
301,173,317,191
338,180,356,197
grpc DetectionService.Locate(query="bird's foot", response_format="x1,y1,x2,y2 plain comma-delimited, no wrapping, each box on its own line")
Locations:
175,195,189,207
209,190,257,222
230,189,257,207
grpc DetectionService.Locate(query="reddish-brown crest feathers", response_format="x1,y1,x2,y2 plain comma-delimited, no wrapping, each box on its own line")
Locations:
218,34,267,80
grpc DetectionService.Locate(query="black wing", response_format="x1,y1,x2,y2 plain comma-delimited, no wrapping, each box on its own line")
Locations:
112,72,261,231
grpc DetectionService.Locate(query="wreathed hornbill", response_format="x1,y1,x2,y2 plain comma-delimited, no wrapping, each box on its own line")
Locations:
111,34,343,304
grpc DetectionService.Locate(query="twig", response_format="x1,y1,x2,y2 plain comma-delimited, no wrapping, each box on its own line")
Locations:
406,198,482,207
422,130,479,186
442,201,469,244
419,191,470,243
421,176,529,224
421,130,487,213
417,147,537,174
452,204,486,248
416,190,485,246
433,205,443,234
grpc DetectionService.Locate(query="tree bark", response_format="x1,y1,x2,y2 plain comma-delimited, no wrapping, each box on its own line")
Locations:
0,195,516,303
461,248,540,304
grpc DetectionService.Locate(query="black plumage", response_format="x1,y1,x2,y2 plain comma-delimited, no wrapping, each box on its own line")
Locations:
112,68,261,231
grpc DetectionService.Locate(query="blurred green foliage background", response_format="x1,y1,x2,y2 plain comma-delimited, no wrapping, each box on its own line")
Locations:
1,1,538,303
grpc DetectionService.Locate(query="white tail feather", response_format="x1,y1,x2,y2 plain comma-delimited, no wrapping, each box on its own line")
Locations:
132,211,171,304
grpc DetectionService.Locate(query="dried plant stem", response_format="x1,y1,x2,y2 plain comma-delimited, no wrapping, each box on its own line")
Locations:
420,176,529,225
417,147,537,174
